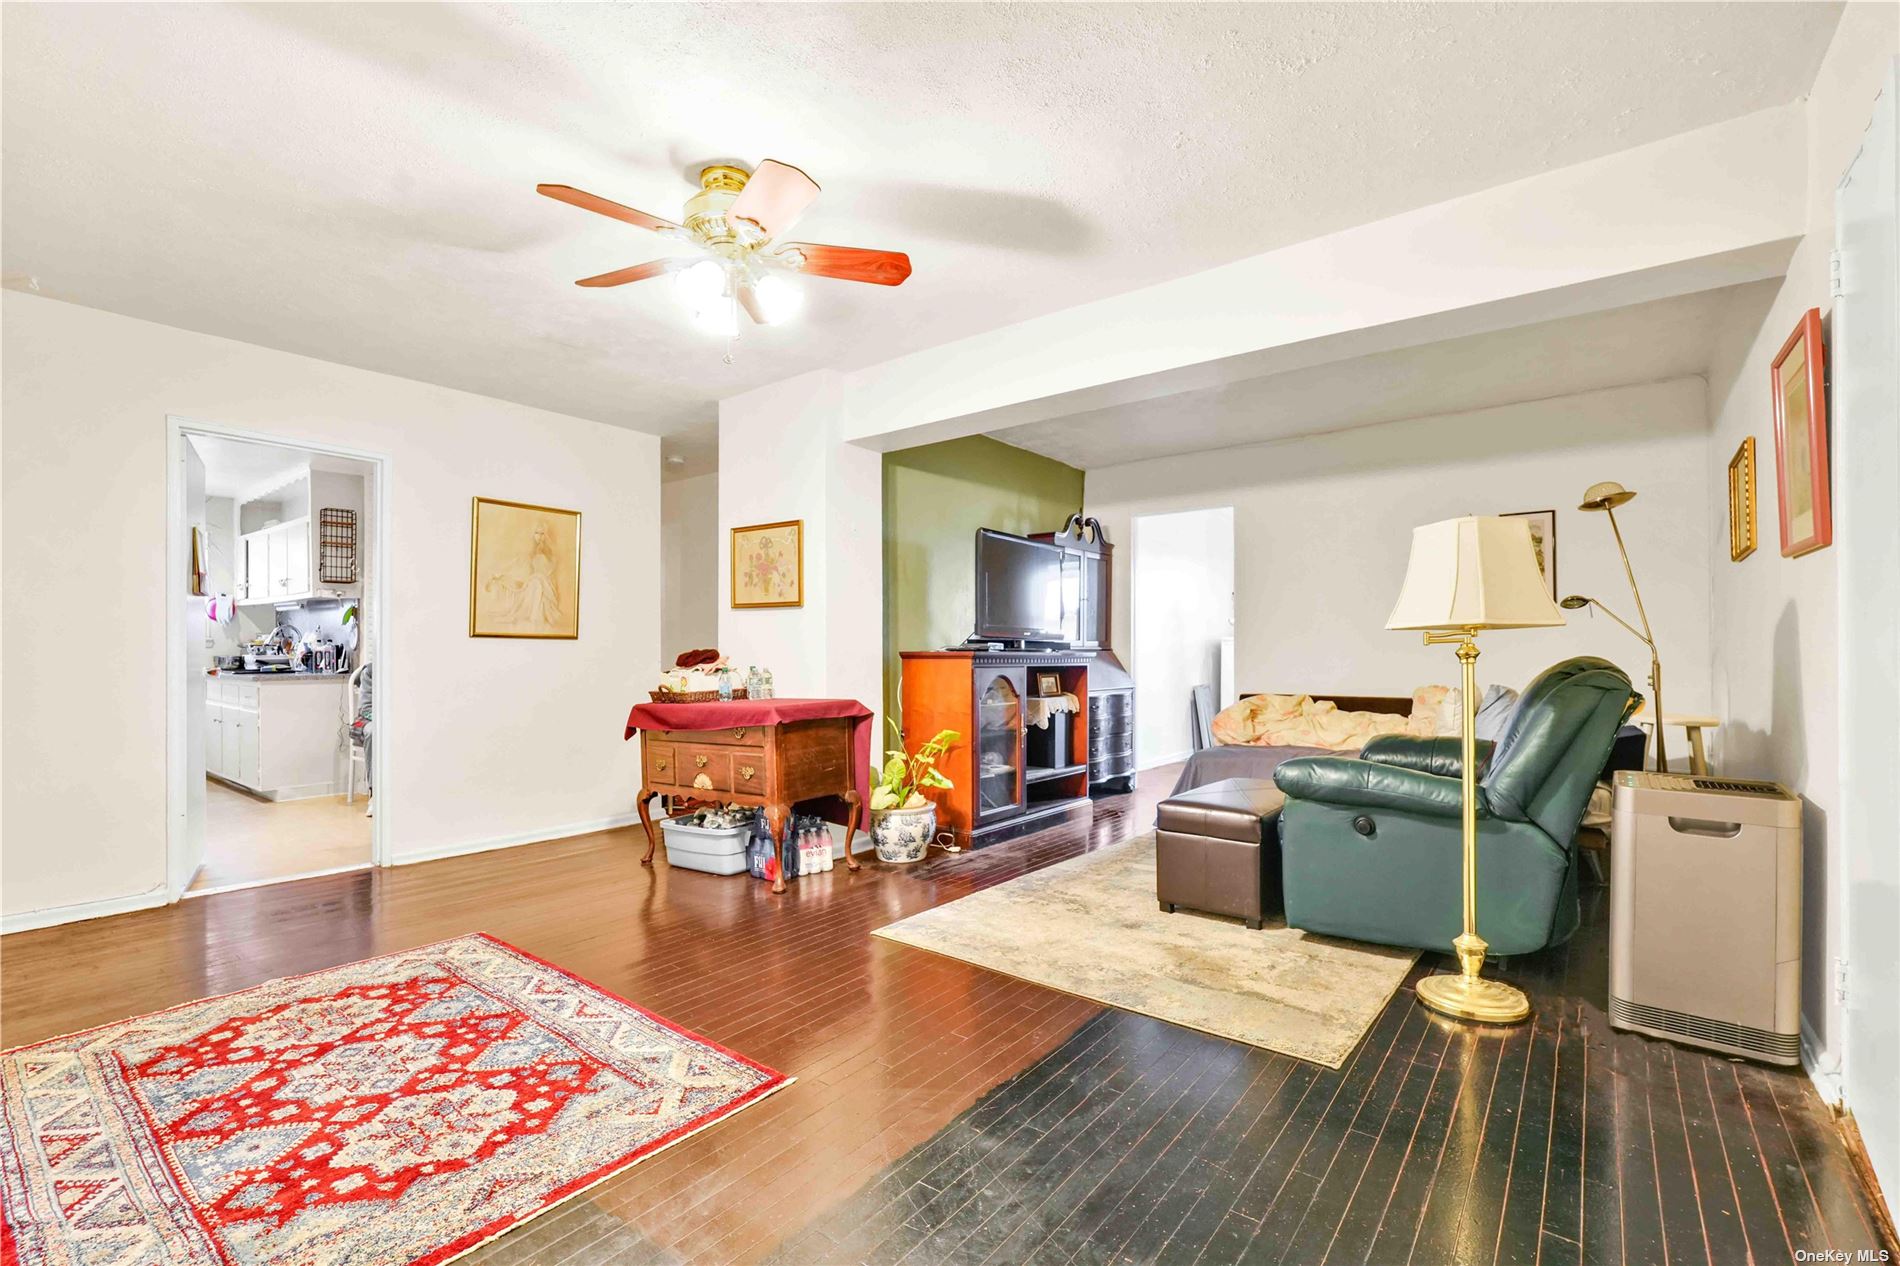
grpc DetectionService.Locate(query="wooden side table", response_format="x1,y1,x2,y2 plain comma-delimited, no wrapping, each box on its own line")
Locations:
633,718,861,894
1634,713,1720,775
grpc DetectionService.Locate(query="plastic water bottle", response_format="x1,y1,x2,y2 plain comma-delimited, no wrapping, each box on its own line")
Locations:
717,667,734,702
760,668,774,699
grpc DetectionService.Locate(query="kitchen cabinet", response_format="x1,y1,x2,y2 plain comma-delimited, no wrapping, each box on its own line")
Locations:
233,465,363,607
204,675,343,799
238,517,328,606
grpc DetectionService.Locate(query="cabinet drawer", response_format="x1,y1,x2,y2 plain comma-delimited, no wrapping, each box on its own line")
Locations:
1091,691,1132,725
644,742,676,783
1089,731,1133,760
1092,752,1136,780
731,755,768,796
677,746,734,792
659,726,765,747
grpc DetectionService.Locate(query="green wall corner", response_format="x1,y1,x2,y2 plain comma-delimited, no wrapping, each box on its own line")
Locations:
882,435,1086,727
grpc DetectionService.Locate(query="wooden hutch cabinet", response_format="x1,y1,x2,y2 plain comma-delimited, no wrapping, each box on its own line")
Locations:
1032,515,1134,792
899,650,1094,848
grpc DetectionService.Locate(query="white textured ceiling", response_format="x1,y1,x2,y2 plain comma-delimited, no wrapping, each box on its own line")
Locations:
993,282,1780,470
188,433,373,499
2,4,1841,476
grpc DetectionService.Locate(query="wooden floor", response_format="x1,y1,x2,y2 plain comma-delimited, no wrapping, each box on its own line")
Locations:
188,776,372,892
2,767,1887,1265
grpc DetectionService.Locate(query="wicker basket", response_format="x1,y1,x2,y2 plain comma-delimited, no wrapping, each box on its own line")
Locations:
648,688,749,704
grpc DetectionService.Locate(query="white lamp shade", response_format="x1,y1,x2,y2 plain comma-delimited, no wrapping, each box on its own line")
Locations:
1386,516,1566,631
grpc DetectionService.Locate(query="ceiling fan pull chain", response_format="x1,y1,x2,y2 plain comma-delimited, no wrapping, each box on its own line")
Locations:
723,290,739,366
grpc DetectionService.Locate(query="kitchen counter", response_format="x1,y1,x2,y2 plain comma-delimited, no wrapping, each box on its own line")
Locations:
209,672,350,685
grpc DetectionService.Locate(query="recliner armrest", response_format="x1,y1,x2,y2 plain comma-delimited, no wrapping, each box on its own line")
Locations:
1361,735,1494,779
1273,756,1482,820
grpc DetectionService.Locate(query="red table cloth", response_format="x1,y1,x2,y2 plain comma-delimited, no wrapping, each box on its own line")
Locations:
624,697,875,829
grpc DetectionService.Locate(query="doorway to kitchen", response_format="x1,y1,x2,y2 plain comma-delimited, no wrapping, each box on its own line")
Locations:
170,422,387,896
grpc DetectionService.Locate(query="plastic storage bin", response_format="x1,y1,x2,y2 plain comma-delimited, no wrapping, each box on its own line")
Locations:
660,815,752,876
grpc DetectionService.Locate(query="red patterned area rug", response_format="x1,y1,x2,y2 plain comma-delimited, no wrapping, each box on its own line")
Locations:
0,933,789,1265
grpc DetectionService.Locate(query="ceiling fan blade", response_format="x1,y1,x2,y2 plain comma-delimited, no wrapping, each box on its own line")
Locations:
537,183,687,237
575,258,689,288
772,242,912,286
728,160,821,243
736,281,768,324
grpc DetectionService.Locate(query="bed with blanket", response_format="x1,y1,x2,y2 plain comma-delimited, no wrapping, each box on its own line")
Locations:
1170,687,1515,796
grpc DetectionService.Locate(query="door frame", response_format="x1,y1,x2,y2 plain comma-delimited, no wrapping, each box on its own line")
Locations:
1128,504,1237,770
165,415,393,898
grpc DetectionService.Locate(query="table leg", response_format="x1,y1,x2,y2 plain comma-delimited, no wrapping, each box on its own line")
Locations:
842,789,862,872
1688,726,1709,776
765,802,789,895
636,787,661,865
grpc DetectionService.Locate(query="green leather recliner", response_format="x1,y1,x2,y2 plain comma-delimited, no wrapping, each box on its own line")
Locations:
1273,657,1638,956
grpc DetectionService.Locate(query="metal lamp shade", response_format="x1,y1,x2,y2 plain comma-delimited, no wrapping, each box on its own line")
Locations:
1386,516,1566,632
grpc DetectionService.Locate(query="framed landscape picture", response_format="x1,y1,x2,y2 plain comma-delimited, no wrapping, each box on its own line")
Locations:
469,497,582,639
1503,509,1557,600
1728,437,1757,561
731,519,803,608
1771,307,1832,558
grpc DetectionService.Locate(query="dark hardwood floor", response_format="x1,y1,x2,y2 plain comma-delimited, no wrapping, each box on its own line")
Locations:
1,768,1886,1264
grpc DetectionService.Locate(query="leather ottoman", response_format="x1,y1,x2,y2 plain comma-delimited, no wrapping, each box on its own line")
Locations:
1156,777,1287,930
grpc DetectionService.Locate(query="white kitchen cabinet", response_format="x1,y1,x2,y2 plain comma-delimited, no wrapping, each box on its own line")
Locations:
205,675,345,799
285,520,309,596
266,528,290,600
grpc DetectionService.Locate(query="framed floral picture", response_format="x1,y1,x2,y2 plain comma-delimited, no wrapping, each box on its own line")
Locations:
1727,437,1757,561
731,519,803,608
1771,307,1832,558
469,497,582,639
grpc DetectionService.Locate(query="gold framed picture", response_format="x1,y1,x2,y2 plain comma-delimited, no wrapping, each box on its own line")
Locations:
469,497,582,639
1728,437,1757,561
1502,509,1557,601
731,519,803,608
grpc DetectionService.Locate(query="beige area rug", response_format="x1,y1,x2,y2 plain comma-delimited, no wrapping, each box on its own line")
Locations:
873,834,1418,1068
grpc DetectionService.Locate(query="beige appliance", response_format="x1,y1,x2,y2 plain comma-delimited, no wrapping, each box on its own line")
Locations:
1609,771,1802,1064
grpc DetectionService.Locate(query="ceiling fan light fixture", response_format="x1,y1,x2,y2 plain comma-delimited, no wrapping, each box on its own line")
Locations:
674,258,728,308
689,300,739,338
752,273,804,324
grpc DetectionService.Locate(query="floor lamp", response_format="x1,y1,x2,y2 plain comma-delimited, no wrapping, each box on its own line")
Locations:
1568,481,1666,772
1388,515,1565,1024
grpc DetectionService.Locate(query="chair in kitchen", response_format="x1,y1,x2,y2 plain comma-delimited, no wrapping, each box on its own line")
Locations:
345,662,372,815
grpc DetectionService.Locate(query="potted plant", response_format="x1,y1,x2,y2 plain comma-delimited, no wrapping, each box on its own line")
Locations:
870,722,959,864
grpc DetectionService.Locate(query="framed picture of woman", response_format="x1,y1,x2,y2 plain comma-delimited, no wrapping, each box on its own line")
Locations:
1771,307,1832,558
469,497,582,638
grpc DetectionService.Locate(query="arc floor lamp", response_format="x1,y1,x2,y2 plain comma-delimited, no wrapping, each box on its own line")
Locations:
1563,481,1666,772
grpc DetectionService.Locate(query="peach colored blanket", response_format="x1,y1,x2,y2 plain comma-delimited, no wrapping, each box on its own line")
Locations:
1211,690,1443,750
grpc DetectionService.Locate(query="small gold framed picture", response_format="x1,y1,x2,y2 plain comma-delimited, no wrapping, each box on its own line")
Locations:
1035,672,1062,697
469,497,582,639
1728,437,1757,562
731,519,803,608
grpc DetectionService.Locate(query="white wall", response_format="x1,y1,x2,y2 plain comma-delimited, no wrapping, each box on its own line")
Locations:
1131,507,1234,767
1087,378,1714,713
660,472,719,660
717,370,883,741
2,292,661,927
1703,10,1899,1089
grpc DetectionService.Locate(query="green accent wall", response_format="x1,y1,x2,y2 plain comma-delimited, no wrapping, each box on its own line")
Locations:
883,436,1086,726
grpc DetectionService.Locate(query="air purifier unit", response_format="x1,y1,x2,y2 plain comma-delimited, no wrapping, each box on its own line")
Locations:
1609,770,1802,1065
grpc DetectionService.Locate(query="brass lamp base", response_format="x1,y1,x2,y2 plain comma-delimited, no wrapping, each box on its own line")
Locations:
1416,971,1532,1024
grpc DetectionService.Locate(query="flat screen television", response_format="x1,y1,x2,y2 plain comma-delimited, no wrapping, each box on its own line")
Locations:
974,528,1065,642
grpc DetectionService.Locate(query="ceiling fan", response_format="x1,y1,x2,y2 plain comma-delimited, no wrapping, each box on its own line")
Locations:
537,160,912,337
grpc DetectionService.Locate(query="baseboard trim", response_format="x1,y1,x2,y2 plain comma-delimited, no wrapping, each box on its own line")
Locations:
2,884,170,935
391,813,644,867
1800,1016,1845,1104
1140,749,1193,771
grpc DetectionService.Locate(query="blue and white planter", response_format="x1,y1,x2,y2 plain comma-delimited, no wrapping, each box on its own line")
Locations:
872,804,936,864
